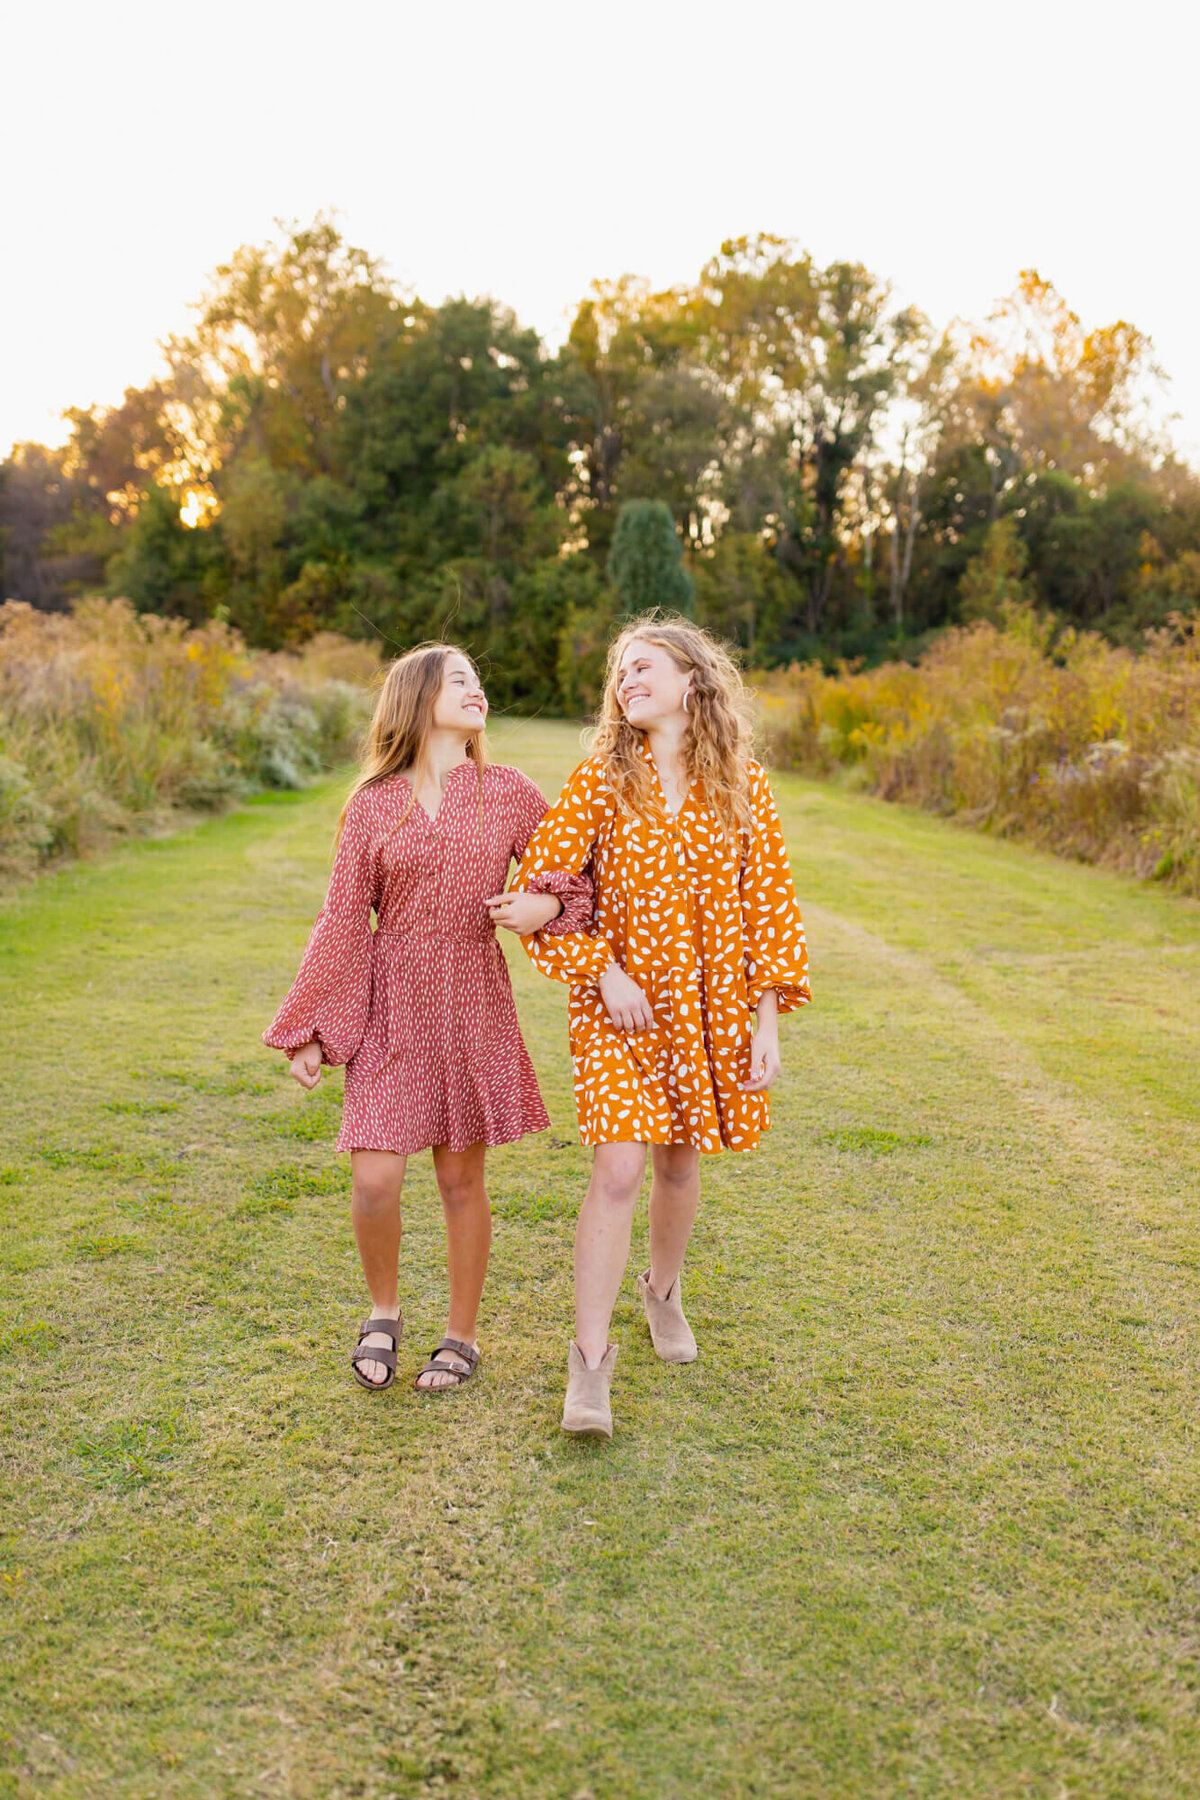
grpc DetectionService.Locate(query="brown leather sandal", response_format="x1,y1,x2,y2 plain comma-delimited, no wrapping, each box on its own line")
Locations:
350,1314,403,1390
413,1336,481,1392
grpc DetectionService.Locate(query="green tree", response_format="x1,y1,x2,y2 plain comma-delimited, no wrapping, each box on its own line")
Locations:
106,483,215,624
607,500,694,618
558,278,707,558
340,298,568,575
5,217,1198,687
700,236,915,636
557,583,617,717
960,516,1034,623
164,213,397,482
690,532,791,661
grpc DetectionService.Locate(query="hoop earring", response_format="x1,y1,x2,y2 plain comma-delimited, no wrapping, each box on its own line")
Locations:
683,687,693,713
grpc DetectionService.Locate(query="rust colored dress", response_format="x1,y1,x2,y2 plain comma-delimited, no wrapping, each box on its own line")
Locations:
515,746,810,1153
263,763,591,1155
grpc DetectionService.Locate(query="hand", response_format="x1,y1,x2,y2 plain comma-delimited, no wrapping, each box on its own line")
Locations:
289,1041,323,1090
485,890,563,935
741,989,780,1092
741,1025,781,1092
599,963,656,1034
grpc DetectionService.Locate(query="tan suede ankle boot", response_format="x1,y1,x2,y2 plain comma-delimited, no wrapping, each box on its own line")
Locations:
561,1342,617,1438
637,1270,698,1362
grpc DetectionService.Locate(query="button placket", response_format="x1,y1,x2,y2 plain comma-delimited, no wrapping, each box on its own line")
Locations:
424,829,438,917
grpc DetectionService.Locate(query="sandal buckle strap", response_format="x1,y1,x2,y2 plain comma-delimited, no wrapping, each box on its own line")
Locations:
359,1315,402,1344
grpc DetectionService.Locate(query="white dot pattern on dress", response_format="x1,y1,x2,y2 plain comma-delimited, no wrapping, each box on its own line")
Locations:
515,747,810,1154
263,763,591,1155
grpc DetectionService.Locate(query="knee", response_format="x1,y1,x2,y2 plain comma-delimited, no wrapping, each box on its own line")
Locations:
654,1150,699,1191
438,1173,485,1213
591,1151,644,1209
353,1171,398,1214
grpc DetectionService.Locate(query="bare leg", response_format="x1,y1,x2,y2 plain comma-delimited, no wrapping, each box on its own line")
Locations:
349,1149,406,1387
574,1143,647,1367
417,1142,491,1390
647,1144,701,1298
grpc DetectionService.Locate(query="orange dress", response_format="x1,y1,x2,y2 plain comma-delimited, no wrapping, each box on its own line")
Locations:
515,745,810,1152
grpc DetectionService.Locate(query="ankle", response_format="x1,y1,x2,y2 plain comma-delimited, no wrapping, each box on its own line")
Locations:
574,1338,610,1370
646,1269,678,1302
368,1301,400,1321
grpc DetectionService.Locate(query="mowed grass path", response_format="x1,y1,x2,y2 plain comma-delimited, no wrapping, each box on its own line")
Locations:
3,718,1200,1800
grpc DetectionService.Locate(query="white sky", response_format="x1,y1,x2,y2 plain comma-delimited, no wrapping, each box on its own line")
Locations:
4,0,1198,463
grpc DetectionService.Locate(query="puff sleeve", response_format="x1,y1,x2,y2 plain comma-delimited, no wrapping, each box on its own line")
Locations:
512,758,615,987
740,762,811,1014
506,770,594,937
262,795,380,1065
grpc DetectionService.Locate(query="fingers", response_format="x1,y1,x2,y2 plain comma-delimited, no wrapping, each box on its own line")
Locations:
740,1034,780,1091
598,966,656,1033
604,1000,656,1034
741,1048,781,1092
486,893,517,932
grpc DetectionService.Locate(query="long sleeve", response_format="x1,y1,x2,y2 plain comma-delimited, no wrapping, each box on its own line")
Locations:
506,770,594,938
741,762,811,1014
512,758,615,987
263,795,380,1065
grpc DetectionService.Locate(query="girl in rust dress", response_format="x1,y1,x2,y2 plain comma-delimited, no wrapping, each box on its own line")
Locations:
515,616,810,1438
264,643,591,1395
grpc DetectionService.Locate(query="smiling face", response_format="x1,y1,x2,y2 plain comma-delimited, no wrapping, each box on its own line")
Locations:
616,638,692,730
432,652,488,733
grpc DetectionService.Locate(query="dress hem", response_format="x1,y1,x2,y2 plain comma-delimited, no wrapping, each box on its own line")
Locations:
577,1129,765,1154
338,1119,549,1157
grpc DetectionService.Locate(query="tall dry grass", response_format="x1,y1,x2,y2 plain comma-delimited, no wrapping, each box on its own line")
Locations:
0,598,377,879
756,608,1200,895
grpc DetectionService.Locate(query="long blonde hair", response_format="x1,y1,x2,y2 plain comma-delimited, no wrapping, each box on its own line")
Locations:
336,641,487,842
590,612,756,842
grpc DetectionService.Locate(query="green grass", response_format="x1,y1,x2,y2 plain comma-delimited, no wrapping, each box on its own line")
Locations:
2,716,1199,1798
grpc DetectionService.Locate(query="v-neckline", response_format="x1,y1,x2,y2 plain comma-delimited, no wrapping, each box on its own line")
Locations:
401,760,470,828
642,743,692,821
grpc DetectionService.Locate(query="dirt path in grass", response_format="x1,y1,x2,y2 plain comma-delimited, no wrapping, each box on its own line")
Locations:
2,718,1199,1800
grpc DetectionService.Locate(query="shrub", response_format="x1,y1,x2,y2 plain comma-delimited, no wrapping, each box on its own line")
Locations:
756,608,1200,895
0,753,55,876
0,597,376,880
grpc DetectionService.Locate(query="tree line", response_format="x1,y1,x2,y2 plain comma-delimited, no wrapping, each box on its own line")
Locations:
3,216,1198,711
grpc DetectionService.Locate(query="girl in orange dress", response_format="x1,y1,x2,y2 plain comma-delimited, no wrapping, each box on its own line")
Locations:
515,615,810,1437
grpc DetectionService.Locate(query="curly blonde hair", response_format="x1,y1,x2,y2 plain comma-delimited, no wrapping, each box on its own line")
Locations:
590,613,757,842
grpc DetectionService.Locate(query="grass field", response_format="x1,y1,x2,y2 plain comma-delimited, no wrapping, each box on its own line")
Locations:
2,717,1200,1800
